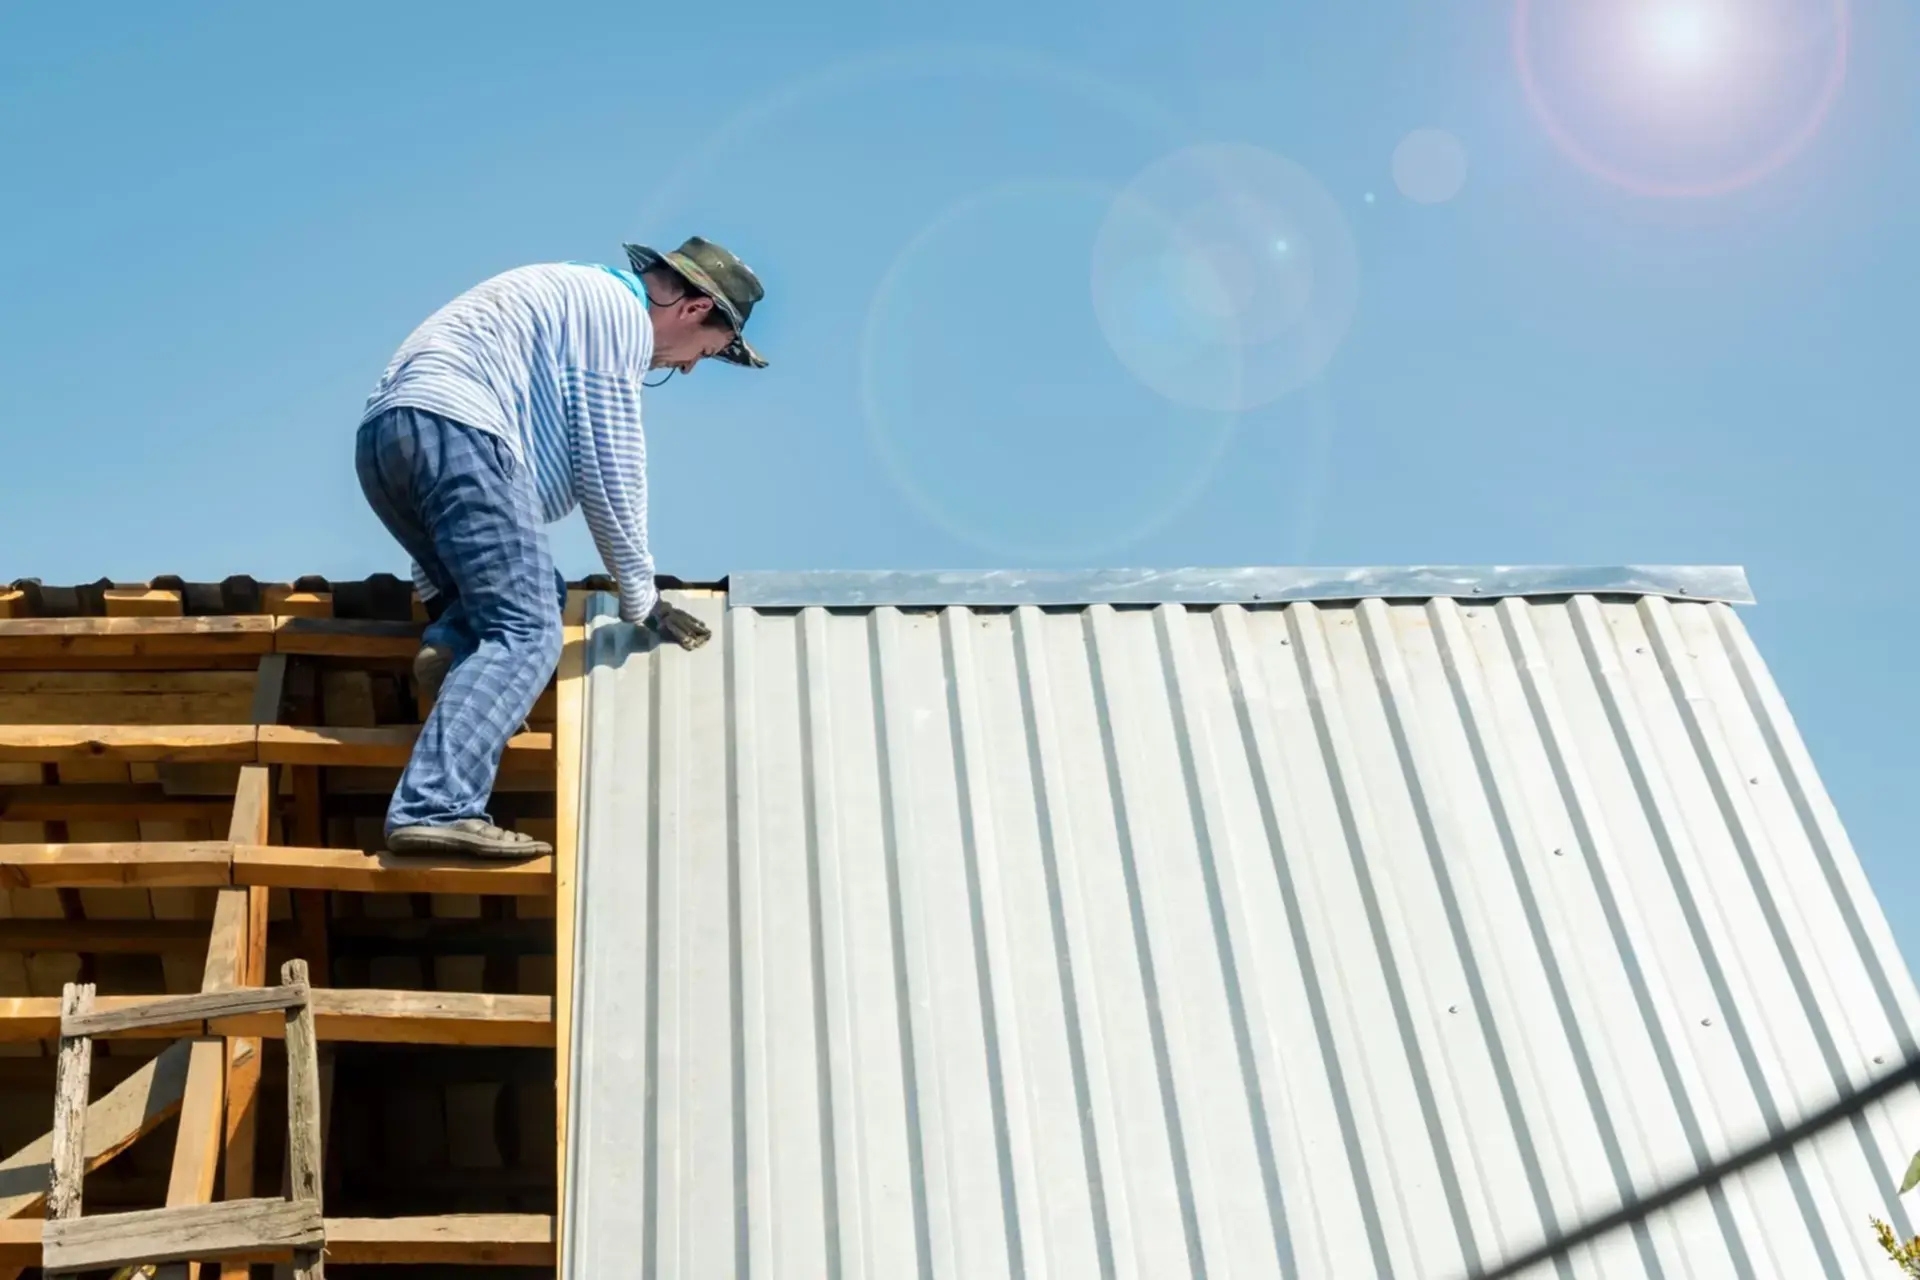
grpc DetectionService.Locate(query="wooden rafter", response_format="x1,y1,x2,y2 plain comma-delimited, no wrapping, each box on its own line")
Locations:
0,989,553,1045
0,1215,557,1269
0,724,553,766
3,841,554,894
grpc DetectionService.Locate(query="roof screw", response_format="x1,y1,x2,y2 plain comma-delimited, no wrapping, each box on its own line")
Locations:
1701,1017,1714,1027
1677,587,1690,595
1749,777,1759,785
1552,847,1565,857
1636,647,1647,654
1448,1005,1459,1014
1875,1056,1887,1065
1470,586,1485,594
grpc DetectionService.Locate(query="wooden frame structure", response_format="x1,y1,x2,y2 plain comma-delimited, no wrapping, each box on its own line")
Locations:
0,579,585,1274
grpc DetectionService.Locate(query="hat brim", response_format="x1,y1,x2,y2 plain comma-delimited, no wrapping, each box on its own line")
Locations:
624,243,768,368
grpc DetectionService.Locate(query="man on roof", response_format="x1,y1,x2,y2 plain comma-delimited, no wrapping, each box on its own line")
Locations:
356,237,767,859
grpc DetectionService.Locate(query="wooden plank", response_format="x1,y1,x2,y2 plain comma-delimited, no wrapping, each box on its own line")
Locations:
0,918,211,954
0,656,265,673
553,591,586,1216
0,590,21,620
0,726,257,765
0,783,232,824
233,844,553,896
0,617,275,659
256,725,552,767
214,988,552,1047
261,588,333,619
65,983,307,1039
0,692,256,725
227,769,272,850
47,983,94,1222
0,1039,192,1218
0,1214,555,1270
0,995,177,1042
40,1197,324,1274
5,989,551,1045
200,881,251,994
283,960,323,1278
322,1215,555,1266
0,671,259,695
0,842,232,890
272,617,421,658
103,589,185,618
206,753,276,1280
162,1039,227,1234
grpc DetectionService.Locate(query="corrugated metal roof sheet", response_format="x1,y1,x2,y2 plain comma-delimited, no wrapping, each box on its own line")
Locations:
565,582,1920,1279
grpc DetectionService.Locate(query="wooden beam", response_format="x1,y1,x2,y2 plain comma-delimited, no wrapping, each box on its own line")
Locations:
0,691,255,725
66,983,305,1040
271,617,421,658
3,990,551,1046
282,960,324,1280
0,1039,193,1218
0,590,21,619
0,1214,556,1270
205,754,276,1280
554,590,587,1217
40,1198,324,1275
46,984,94,1222
0,842,232,889
0,918,212,954
261,588,333,619
0,617,275,659
4,839,553,894
256,725,553,767
0,783,232,824
103,589,185,618
233,843,554,896
214,988,552,1046
0,726,256,765
0,996,180,1042
5,990,549,1051
162,1039,227,1257
323,1215,555,1266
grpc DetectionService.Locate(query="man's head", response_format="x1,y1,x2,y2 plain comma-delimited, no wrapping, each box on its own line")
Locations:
624,237,768,376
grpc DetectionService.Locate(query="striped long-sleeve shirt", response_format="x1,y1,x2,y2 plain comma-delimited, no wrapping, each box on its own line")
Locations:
362,263,660,623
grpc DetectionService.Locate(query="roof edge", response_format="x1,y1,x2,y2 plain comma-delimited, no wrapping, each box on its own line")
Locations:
724,565,1755,609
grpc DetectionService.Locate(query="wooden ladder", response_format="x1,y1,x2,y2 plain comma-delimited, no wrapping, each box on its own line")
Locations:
40,962,327,1278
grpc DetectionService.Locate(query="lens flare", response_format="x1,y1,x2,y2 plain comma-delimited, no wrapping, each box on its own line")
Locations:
1514,0,1849,197
1392,129,1469,204
1091,144,1359,413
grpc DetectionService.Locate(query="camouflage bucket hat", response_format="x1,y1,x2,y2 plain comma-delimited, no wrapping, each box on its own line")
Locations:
623,236,768,368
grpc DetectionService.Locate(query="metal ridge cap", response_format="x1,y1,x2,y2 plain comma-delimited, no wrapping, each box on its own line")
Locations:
721,565,1755,609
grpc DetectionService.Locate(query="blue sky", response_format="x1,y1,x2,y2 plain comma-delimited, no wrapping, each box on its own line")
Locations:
1,3,1914,959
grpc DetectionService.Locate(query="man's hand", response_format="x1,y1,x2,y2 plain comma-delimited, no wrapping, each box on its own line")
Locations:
647,599,712,650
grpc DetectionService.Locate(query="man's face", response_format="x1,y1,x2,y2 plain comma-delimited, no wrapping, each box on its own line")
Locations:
650,291,737,375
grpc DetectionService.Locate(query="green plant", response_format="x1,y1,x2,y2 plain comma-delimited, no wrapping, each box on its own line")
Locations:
1873,1150,1920,1274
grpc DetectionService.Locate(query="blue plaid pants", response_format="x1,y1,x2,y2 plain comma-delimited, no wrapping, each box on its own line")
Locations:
356,407,565,834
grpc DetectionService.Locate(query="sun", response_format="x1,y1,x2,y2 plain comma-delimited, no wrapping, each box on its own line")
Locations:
1513,0,1850,198
1639,2,1728,74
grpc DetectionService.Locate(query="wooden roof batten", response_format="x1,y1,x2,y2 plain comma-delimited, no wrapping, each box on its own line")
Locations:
0,600,574,1273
